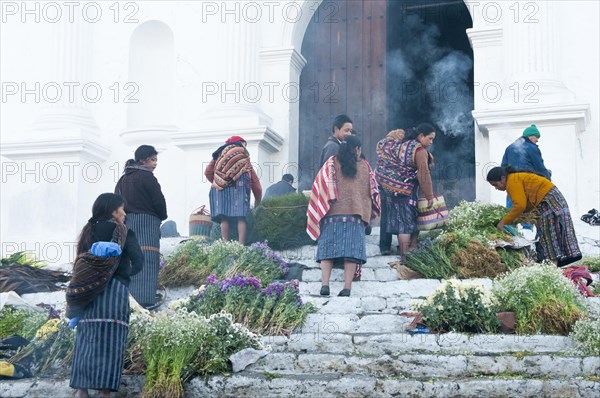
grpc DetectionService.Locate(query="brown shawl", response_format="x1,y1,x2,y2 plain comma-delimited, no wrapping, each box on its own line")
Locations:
65,223,128,318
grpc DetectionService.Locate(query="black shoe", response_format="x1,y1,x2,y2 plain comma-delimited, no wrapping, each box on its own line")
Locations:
380,248,392,255
338,288,351,297
365,225,372,235
581,209,598,223
557,254,583,267
320,285,330,296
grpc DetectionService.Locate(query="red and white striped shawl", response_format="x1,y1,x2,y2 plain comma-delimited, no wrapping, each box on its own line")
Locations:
307,157,381,240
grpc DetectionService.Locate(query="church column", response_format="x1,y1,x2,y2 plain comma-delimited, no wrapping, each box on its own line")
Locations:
504,0,574,105
1,18,110,265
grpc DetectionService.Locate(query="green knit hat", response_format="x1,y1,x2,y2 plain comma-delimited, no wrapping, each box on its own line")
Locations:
522,124,540,138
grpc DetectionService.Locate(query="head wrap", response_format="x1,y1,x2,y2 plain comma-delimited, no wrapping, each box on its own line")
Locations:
226,136,246,144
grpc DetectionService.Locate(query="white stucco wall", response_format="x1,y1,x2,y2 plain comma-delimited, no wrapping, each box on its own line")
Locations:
1,0,598,265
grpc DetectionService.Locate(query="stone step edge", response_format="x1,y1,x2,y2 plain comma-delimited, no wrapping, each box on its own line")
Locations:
185,373,600,397
234,371,600,383
261,333,576,354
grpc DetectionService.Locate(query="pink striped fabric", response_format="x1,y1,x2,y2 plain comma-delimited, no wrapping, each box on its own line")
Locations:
306,157,381,240
307,157,338,240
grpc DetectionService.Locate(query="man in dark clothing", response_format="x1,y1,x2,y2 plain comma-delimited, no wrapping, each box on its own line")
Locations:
264,174,296,201
319,114,353,167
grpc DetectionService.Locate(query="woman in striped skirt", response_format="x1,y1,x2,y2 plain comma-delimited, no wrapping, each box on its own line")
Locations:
487,166,582,266
307,135,381,297
115,145,167,308
205,136,262,245
70,193,143,398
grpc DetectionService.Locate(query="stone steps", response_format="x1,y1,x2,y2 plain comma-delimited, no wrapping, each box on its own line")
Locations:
184,374,600,398
245,352,599,379
4,375,598,398
262,333,576,356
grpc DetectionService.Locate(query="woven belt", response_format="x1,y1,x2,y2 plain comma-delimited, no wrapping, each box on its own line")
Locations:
322,215,363,224
140,246,160,253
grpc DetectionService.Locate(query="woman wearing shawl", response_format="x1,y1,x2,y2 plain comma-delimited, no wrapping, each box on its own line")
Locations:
375,128,405,255
487,166,581,266
70,193,143,398
307,135,380,297
205,136,262,244
115,145,167,309
375,123,436,260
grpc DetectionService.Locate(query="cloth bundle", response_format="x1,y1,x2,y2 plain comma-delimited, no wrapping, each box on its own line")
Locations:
65,224,128,319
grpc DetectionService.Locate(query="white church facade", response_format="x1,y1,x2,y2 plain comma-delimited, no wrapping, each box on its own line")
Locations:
1,0,598,265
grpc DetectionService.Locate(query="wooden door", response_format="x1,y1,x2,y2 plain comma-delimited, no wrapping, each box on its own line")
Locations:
298,0,387,189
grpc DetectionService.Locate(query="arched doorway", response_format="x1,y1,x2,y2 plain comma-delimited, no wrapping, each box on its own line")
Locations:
298,0,475,207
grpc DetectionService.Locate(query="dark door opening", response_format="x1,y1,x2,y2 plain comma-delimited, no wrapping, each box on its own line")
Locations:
299,0,475,207
387,0,475,207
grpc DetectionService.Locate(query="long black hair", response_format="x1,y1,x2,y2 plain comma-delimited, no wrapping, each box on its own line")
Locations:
124,144,158,168
486,166,515,182
77,193,125,254
337,135,362,178
404,122,436,141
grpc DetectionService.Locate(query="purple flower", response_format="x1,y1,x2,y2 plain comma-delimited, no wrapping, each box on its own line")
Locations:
207,274,219,284
251,241,289,276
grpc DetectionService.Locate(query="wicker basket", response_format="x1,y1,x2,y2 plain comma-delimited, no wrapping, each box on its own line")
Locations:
189,205,212,237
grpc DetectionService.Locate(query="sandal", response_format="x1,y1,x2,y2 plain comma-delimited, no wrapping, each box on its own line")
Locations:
581,208,598,223
320,285,330,296
338,288,351,297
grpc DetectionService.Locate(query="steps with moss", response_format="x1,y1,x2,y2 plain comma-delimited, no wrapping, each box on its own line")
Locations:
188,249,599,397
3,232,599,398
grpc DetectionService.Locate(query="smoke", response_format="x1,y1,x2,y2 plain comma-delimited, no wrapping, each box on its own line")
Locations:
387,9,475,204
427,51,473,138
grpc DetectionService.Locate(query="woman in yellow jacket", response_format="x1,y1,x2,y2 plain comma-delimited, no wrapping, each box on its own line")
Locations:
486,166,581,266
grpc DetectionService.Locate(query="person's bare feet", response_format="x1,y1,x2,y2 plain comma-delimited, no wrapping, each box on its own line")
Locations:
75,389,90,398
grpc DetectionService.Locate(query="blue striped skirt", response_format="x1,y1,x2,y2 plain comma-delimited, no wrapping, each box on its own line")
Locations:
385,189,418,235
70,278,129,392
125,213,161,307
316,215,367,264
536,187,581,262
209,172,251,222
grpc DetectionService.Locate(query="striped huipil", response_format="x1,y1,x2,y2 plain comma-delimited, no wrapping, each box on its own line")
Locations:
126,213,161,307
70,278,129,392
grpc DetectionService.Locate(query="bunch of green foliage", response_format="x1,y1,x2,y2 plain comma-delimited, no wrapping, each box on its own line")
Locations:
0,251,45,267
250,193,313,250
404,241,457,279
158,240,286,288
416,280,499,333
493,263,587,335
575,256,600,273
0,306,47,340
444,200,510,243
570,318,600,355
138,310,262,398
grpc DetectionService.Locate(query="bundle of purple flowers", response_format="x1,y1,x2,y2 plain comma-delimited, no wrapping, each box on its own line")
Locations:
250,241,289,276
188,274,315,335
